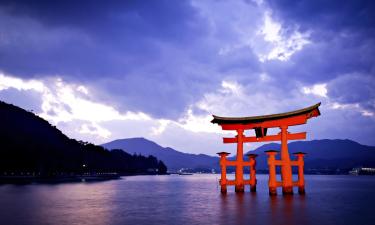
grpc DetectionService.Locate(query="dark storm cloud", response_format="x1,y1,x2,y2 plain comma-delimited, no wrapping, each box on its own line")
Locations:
264,0,375,79
1,0,375,119
327,74,375,111
0,0,202,42
217,46,261,75
264,0,375,114
264,35,375,83
0,0,206,77
266,0,375,34
0,0,218,118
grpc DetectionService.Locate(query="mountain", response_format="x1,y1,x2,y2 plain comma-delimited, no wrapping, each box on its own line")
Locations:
6,98,372,176
0,101,167,176
102,138,218,171
103,137,375,174
248,139,375,172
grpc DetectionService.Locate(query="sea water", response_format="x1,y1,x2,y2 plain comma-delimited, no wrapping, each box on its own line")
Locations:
0,174,374,225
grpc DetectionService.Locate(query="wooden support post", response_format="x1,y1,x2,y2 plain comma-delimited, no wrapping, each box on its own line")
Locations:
217,152,230,194
235,129,245,193
247,154,258,192
293,152,306,194
280,126,293,195
265,150,279,196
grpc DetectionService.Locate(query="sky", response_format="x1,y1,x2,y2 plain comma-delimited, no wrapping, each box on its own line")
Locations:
0,0,374,155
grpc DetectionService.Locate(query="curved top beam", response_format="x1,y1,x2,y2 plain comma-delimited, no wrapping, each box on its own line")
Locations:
211,103,321,125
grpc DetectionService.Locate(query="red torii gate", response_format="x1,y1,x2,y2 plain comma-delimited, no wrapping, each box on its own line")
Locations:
211,103,321,195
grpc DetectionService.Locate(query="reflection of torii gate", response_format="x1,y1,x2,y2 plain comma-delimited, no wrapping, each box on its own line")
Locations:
211,103,321,195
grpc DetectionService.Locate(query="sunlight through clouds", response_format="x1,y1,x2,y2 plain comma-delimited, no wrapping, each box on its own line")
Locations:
302,83,328,97
39,78,152,124
151,119,171,135
329,102,374,118
78,122,111,139
0,73,44,92
0,73,152,140
255,11,310,62
177,108,222,134
0,73,226,146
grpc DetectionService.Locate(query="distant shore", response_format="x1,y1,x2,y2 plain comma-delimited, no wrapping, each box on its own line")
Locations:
0,172,169,184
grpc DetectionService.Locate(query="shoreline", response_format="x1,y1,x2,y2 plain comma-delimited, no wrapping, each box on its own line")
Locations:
0,172,169,184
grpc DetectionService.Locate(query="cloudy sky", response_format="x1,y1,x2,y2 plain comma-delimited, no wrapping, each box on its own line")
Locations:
0,0,374,155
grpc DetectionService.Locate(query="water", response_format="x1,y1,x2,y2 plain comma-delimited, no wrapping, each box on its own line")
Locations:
0,174,374,225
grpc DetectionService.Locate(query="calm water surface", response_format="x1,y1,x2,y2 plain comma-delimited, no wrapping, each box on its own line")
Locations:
0,174,374,225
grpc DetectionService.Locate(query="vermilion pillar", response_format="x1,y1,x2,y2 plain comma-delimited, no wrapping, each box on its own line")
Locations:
293,152,306,194
235,129,245,193
280,126,293,195
265,150,278,195
217,152,230,194
247,153,257,192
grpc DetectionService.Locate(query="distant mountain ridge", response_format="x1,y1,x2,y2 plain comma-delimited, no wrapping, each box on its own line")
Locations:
102,138,218,171
102,138,375,173
248,139,375,171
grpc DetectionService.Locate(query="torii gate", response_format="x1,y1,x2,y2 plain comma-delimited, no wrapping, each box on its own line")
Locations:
211,103,321,195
